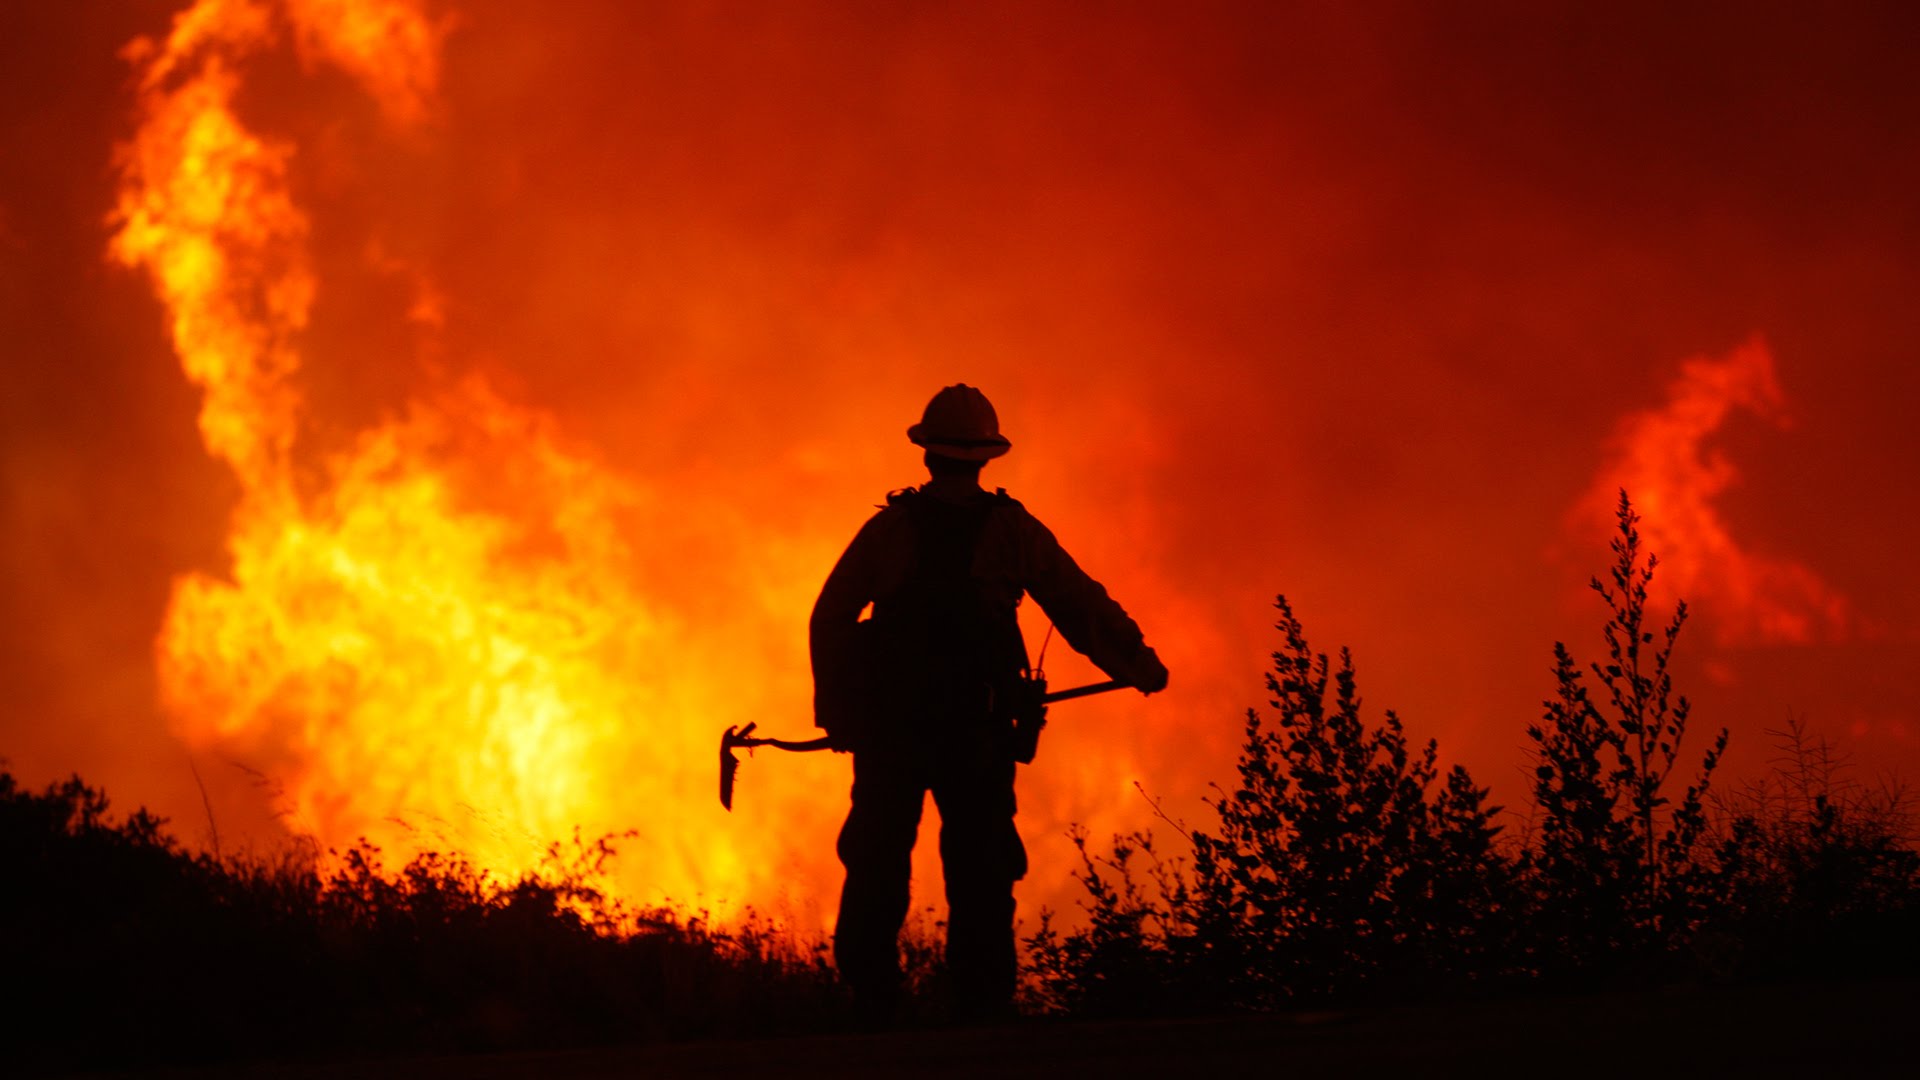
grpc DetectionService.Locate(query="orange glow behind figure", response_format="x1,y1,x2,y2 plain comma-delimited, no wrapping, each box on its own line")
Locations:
0,0,1908,933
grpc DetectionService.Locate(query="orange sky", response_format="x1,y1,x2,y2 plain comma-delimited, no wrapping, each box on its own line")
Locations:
3,0,1917,925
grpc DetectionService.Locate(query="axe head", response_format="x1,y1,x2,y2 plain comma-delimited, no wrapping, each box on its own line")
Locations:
719,722,757,811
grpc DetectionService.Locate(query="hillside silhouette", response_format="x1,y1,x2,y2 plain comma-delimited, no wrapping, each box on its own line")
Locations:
5,494,1915,1071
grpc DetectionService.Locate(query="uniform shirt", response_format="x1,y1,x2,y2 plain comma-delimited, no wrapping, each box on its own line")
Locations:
810,476,1157,732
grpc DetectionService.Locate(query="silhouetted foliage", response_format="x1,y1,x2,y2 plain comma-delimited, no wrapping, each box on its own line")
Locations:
1186,599,1510,1002
1520,491,1727,973
1023,828,1198,1016
1028,491,1918,1015
0,770,856,1072
9,492,1919,1064
1027,598,1512,1014
1705,717,1920,978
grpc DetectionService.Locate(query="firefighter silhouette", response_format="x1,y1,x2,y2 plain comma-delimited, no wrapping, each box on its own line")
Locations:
811,384,1168,1022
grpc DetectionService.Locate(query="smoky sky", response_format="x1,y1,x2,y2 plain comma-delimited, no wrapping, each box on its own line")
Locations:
5,0,1919,885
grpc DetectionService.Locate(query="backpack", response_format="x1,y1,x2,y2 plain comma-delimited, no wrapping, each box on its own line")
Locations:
866,488,1029,740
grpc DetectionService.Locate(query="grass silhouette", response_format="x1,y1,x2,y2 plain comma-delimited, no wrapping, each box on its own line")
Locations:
0,771,865,1070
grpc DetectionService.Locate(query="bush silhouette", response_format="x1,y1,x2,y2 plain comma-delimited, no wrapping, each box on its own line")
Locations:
1029,491,1916,1013
1028,597,1511,1013
1184,597,1509,1003
0,770,845,1070
1521,491,1727,974
1707,718,1920,978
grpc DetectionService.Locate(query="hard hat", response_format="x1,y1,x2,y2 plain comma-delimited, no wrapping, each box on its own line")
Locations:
907,384,1011,460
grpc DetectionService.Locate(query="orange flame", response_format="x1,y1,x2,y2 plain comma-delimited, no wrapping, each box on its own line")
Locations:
109,0,842,916
1576,336,1849,647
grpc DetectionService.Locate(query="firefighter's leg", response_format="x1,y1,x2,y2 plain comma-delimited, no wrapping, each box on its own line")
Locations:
834,749,927,1017
932,754,1025,1020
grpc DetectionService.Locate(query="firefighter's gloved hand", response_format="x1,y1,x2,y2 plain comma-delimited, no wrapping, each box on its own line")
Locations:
1129,647,1169,695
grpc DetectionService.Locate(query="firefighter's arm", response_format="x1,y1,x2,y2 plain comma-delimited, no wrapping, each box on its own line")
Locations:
809,511,909,739
1014,514,1168,695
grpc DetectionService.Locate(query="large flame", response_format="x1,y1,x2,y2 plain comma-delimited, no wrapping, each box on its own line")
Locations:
108,0,834,913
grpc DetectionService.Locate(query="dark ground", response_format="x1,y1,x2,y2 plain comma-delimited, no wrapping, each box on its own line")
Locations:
117,978,1916,1078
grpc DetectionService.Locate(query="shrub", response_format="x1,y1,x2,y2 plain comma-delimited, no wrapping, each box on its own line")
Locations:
1520,491,1727,972
0,770,844,1070
1027,596,1510,1013
1182,597,1510,1002
1028,492,1918,1011
1707,718,1920,977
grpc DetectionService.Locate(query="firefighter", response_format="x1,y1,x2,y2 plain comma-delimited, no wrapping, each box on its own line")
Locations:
810,383,1168,1023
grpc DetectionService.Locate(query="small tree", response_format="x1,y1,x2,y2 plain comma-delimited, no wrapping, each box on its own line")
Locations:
1524,491,1727,968
1027,597,1511,1011
1184,596,1509,1002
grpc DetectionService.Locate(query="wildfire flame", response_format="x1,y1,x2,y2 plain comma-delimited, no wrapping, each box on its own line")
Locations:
1576,336,1850,647
108,0,837,914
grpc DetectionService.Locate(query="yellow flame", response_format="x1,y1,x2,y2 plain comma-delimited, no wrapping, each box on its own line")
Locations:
110,0,821,913
112,49,306,491
285,0,444,125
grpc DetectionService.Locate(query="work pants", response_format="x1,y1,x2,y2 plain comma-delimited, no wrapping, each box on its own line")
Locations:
833,732,1027,1018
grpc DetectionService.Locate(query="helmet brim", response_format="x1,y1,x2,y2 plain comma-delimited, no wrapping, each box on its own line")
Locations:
908,424,1011,461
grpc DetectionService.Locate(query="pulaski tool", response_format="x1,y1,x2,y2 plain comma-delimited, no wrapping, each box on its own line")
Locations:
719,677,1126,810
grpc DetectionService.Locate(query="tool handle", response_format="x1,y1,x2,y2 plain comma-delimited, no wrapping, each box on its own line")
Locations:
736,735,835,752
724,679,1123,756
1041,678,1126,704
